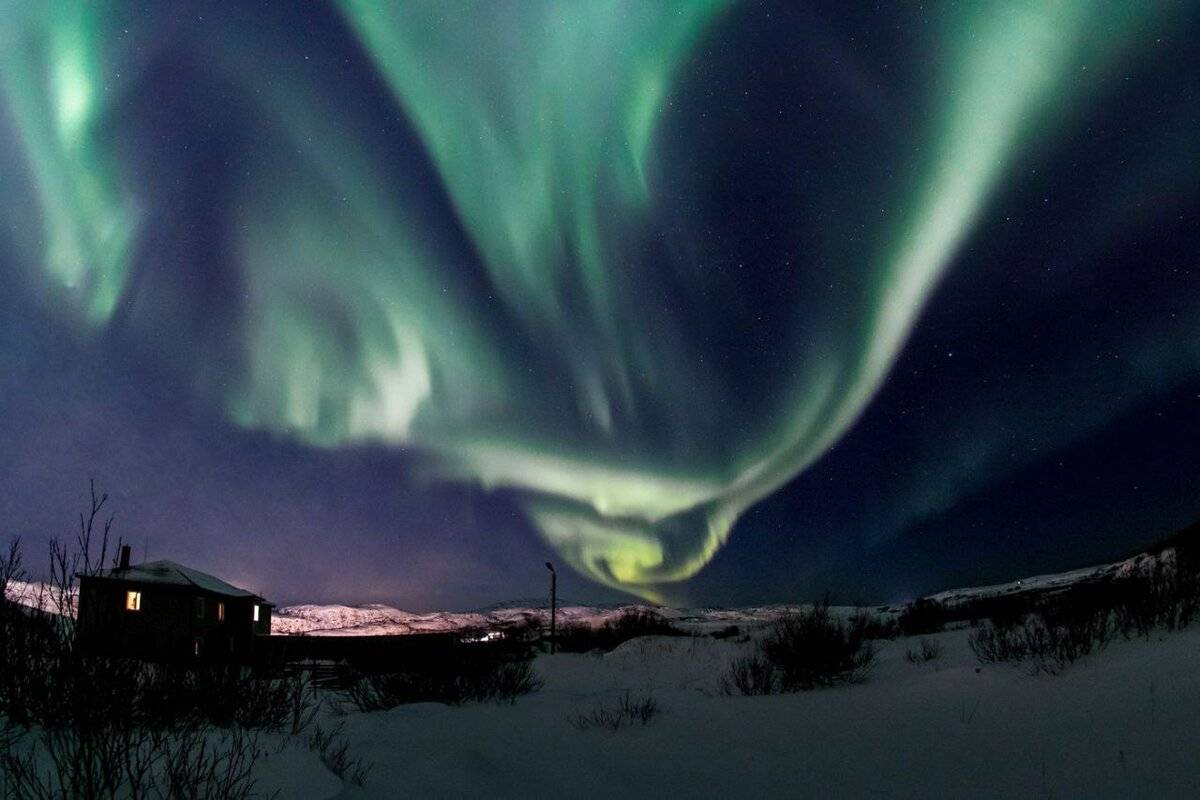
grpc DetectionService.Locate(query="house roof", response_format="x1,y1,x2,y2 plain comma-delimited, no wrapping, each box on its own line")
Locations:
88,560,266,600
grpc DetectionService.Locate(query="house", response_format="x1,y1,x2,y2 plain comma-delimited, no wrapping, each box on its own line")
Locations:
76,545,273,663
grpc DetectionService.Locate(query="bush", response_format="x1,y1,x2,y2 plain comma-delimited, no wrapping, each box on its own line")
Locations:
898,598,948,636
968,552,1200,674
1110,559,1200,637
709,624,743,640
969,608,1110,674
717,655,777,696
568,691,660,732
307,722,373,787
2,722,270,799
761,603,877,690
554,609,685,653
848,610,900,641
904,638,943,666
721,601,876,695
346,658,541,711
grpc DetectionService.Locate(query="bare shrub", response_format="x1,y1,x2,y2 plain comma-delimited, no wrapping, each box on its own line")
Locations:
555,609,685,653
488,660,542,701
568,691,660,732
2,724,269,800
307,722,373,787
969,607,1110,674
1111,559,1200,638
709,624,743,641
848,609,900,641
760,602,877,690
967,552,1200,675
905,637,944,666
720,601,877,696
718,655,777,696
898,598,947,636
143,667,318,732
346,658,541,712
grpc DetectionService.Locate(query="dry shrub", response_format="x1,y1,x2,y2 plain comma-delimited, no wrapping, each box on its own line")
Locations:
720,601,876,695
554,609,685,653
346,658,541,711
568,691,660,732
904,637,944,666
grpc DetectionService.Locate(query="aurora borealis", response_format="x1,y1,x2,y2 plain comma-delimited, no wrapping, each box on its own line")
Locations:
1,2,1198,607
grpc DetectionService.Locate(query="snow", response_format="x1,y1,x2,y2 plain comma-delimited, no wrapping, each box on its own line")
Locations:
924,551,1168,610
317,625,1200,799
251,740,343,798
92,560,263,598
2,580,74,616
9,549,1200,797
269,552,1179,638
272,602,857,637
8,619,1200,797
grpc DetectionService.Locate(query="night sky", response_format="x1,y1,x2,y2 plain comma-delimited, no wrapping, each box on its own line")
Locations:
1,1,1197,610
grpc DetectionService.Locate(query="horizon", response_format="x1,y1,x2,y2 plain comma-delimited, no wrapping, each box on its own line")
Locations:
7,511,1191,615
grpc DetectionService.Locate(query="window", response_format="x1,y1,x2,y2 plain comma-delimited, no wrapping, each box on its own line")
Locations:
217,602,225,622
253,604,260,623
125,591,141,611
195,597,205,619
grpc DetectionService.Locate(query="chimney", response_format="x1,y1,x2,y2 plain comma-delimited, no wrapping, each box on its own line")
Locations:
119,544,131,571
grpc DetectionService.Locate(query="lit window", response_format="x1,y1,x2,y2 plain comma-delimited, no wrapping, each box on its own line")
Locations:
253,604,260,623
125,591,141,611
217,602,225,622
196,597,205,619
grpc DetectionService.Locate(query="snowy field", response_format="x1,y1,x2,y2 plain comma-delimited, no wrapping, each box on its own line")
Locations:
247,621,1200,799
8,550,1199,798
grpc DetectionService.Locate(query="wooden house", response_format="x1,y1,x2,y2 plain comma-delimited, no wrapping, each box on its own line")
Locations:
77,546,273,663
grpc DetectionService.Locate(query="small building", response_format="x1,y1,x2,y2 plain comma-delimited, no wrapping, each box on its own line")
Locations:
77,546,273,663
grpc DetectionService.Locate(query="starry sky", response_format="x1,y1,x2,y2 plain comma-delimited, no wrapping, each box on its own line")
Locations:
1,1,1198,609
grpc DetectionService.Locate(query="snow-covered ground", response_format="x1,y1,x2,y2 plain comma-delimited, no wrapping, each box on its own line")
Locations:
8,550,1200,798
241,620,1200,799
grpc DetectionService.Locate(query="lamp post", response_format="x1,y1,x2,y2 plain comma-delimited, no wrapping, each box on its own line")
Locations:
545,561,556,654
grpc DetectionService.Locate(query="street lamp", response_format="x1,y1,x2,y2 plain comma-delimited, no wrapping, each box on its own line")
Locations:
545,561,556,654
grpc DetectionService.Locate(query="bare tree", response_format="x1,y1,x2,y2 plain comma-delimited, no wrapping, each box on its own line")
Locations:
44,479,121,625
0,536,23,602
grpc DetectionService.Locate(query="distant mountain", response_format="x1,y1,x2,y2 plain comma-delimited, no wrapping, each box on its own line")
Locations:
273,536,1196,636
270,602,660,637
8,524,1196,636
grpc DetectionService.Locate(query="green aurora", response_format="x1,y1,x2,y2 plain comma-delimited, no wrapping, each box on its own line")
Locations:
0,1,1180,600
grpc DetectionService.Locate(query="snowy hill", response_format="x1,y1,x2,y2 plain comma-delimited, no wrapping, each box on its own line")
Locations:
271,602,698,636
269,548,1179,637
1,579,75,616
3,544,1180,636
920,550,1171,613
